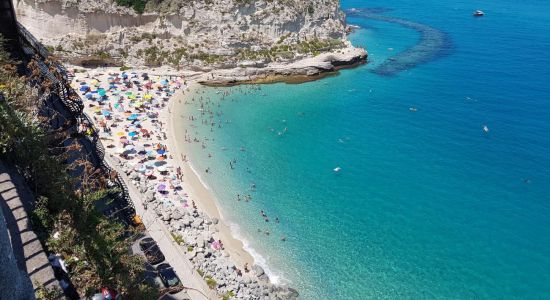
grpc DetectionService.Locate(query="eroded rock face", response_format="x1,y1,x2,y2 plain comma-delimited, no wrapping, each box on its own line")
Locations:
15,0,351,67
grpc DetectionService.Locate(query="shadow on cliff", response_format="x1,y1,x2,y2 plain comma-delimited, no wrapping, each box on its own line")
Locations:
346,8,452,76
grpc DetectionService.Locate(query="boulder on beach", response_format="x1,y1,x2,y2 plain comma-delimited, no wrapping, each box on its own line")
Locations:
252,265,265,277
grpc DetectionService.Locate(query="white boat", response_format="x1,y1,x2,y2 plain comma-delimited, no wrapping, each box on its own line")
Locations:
473,10,485,17
483,125,489,133
334,167,341,172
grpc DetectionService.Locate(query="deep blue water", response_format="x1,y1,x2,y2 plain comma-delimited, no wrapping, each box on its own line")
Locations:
179,0,550,298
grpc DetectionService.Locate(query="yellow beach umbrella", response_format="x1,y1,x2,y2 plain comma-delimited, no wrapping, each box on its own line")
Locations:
144,94,153,100
116,132,125,137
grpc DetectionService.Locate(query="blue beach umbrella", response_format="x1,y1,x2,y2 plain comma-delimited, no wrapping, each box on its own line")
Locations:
79,85,89,92
85,93,93,99
156,149,166,155
98,89,106,96
127,114,139,120
128,131,138,137
101,110,111,117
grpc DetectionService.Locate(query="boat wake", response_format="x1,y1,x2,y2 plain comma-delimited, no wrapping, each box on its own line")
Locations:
346,8,452,76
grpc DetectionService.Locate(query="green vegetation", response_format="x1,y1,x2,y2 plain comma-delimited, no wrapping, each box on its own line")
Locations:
35,284,63,300
222,290,236,300
94,51,111,60
197,269,205,277
116,0,148,14
205,276,217,289
187,245,194,252
0,35,157,299
171,232,185,245
307,3,314,15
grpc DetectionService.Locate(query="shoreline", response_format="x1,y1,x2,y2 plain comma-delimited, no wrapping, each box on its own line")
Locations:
167,83,290,286
165,83,255,268
69,46,368,296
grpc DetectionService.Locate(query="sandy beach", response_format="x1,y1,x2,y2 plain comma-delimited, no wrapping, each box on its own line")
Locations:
71,66,295,299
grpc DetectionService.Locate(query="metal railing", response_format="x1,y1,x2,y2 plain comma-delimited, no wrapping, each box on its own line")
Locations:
16,22,135,221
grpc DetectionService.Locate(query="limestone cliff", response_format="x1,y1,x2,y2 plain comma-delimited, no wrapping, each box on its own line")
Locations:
15,0,361,68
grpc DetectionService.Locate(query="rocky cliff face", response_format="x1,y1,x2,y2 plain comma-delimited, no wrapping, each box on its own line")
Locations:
16,0,354,68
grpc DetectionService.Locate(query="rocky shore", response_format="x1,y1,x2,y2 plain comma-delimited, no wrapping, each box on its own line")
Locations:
200,43,367,86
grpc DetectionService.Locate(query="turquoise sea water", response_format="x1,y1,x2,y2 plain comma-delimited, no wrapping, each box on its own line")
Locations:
178,0,550,298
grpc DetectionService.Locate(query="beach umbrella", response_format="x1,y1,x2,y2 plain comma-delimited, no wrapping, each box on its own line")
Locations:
79,85,89,92
157,184,166,192
85,93,93,99
98,89,106,96
144,94,153,100
156,149,166,155
79,82,86,85
125,91,133,96
137,164,147,173
124,145,135,151
101,110,111,117
157,166,167,172
128,131,138,137
116,132,125,137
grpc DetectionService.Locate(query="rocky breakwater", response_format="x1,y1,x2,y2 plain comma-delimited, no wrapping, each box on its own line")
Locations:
201,42,367,85
113,158,298,299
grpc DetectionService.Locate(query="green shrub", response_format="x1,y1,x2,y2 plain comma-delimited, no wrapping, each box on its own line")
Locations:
116,0,147,14
205,276,217,289
171,232,185,245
